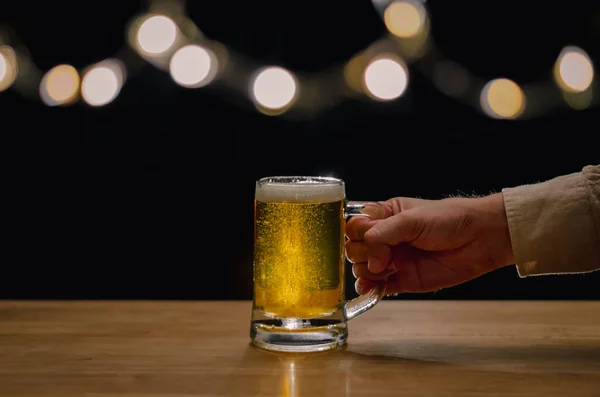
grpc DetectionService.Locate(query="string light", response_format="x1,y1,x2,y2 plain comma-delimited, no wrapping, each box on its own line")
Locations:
384,0,426,38
0,0,596,120
250,66,298,112
480,78,525,119
81,60,125,107
555,46,594,93
363,56,408,100
136,15,178,56
39,64,80,106
0,54,6,83
0,46,17,92
169,44,217,88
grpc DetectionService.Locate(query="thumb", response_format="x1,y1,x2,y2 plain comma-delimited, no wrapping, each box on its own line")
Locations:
363,212,424,273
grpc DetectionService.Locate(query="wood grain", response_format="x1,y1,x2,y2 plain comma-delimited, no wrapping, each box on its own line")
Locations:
0,300,599,396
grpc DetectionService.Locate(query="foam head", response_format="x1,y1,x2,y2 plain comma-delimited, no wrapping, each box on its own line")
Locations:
255,176,346,203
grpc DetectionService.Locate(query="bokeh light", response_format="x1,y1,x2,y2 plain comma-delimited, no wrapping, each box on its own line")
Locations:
40,64,80,106
81,60,125,107
136,15,178,55
555,46,594,93
363,56,408,100
0,53,6,82
0,46,18,92
563,88,593,110
344,53,369,94
480,78,525,119
0,2,595,120
432,60,470,98
251,66,297,111
169,45,218,88
384,0,426,38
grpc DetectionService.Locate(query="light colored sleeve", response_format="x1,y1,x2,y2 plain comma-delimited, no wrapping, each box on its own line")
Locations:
501,164,600,277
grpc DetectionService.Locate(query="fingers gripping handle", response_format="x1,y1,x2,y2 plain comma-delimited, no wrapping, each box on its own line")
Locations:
343,200,386,321
344,281,386,321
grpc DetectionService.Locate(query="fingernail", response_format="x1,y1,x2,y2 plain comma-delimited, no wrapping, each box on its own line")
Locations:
354,279,364,295
367,257,380,272
386,262,397,272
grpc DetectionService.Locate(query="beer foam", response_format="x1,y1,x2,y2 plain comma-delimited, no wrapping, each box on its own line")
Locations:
256,177,345,203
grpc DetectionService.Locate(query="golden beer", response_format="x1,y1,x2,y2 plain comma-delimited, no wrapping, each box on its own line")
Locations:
253,182,346,318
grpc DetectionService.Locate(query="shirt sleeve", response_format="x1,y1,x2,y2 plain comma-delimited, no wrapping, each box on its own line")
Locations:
501,164,600,277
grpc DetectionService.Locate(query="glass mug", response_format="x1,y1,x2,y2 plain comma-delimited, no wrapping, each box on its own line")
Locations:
250,176,386,353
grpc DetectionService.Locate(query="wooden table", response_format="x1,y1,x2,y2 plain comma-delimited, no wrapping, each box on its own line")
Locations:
1,300,599,396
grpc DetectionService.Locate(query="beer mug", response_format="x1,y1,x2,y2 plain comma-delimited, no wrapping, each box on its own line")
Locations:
250,176,386,352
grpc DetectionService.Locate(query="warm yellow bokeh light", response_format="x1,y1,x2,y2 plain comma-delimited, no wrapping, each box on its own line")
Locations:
384,1,425,38
136,15,178,55
251,66,297,110
555,47,594,93
480,78,525,119
363,57,408,100
169,45,217,88
343,54,369,93
81,61,124,107
0,46,18,92
40,64,80,106
0,53,7,83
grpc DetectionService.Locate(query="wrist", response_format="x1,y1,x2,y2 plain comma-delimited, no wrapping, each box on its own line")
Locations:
478,192,515,268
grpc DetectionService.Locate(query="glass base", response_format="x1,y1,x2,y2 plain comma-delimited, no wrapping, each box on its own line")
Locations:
250,308,348,353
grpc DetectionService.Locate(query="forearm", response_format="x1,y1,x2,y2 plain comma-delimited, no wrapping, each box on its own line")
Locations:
501,165,600,277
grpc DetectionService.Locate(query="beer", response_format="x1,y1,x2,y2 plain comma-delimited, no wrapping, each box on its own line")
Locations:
253,181,346,319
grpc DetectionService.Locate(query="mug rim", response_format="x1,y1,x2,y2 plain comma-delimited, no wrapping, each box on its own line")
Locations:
256,176,343,185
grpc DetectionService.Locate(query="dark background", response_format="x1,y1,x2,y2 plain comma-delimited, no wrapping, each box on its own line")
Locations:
1,0,598,300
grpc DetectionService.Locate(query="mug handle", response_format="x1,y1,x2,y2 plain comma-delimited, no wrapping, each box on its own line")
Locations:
343,200,387,321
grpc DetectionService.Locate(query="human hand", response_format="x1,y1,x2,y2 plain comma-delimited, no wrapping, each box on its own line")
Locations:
345,194,514,295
